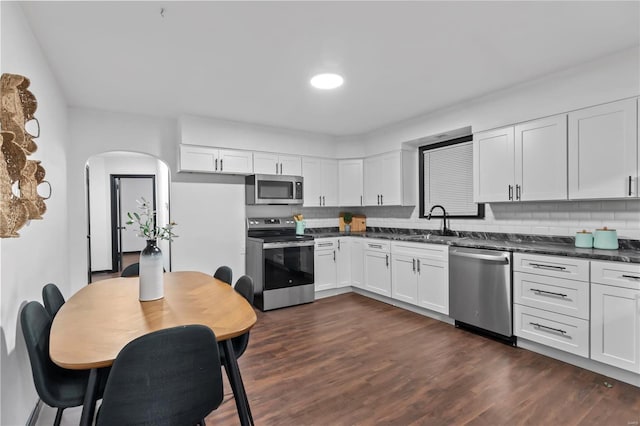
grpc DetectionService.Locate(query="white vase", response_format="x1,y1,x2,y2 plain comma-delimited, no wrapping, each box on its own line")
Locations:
139,239,164,301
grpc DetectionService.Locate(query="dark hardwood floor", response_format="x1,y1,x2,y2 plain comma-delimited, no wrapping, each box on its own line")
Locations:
206,292,640,425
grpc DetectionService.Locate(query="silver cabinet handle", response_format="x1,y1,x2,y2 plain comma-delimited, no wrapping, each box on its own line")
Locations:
319,196,322,205
530,263,566,271
508,185,513,201
318,242,333,247
337,240,341,250
220,158,223,171
629,176,633,197
369,244,382,249
333,250,336,262
417,259,421,273
322,195,325,206
531,288,568,298
360,195,363,206
215,158,219,171
377,194,380,205
516,184,521,201
622,274,640,281
280,163,283,175
412,258,416,272
385,254,389,267
380,194,383,205
530,322,567,335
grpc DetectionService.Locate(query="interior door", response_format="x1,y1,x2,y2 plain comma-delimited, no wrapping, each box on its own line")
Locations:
111,175,156,272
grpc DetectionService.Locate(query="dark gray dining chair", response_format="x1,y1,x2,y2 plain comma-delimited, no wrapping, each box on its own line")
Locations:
42,283,65,318
120,262,140,277
21,301,103,426
96,325,224,426
214,265,233,285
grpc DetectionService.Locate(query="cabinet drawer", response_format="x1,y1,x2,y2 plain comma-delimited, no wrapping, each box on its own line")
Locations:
514,272,589,319
591,261,640,290
514,304,589,358
391,241,448,261
364,240,390,253
315,239,336,250
513,253,589,281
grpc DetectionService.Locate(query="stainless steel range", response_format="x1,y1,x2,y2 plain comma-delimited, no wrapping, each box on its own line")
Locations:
246,217,314,311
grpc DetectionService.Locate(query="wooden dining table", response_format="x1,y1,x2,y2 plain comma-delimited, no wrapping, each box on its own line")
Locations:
50,271,257,426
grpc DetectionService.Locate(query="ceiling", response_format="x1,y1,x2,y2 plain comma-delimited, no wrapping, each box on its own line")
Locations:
18,1,640,137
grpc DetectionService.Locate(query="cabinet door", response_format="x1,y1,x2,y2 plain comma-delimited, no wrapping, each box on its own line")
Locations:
364,156,383,205
569,98,638,199
253,152,279,175
380,151,402,205
336,238,351,288
338,159,364,206
179,145,218,172
302,157,322,206
591,283,640,373
218,149,253,174
515,115,568,201
279,155,302,176
417,258,449,315
364,250,391,296
473,126,515,202
321,159,339,207
351,239,364,289
314,248,337,291
391,254,418,304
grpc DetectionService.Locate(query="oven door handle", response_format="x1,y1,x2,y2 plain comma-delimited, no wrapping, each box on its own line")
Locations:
263,241,315,249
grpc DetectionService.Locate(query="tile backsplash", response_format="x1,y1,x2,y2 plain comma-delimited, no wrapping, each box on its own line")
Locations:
295,200,640,240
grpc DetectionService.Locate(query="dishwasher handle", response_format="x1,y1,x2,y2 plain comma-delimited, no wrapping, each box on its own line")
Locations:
450,250,510,264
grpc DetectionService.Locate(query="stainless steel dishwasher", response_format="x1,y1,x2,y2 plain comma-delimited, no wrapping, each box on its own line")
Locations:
449,247,515,344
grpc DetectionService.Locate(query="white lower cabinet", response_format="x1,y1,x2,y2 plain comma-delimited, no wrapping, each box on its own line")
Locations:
363,240,391,296
590,261,640,373
513,253,590,358
391,242,448,314
351,239,364,289
336,238,351,288
314,239,337,291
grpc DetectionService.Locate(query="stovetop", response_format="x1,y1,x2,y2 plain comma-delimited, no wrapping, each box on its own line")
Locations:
247,217,314,242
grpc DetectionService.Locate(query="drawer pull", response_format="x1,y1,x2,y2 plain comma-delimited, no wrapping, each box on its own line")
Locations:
530,263,567,271
369,244,383,249
622,274,640,281
531,288,568,298
318,242,333,247
530,322,567,335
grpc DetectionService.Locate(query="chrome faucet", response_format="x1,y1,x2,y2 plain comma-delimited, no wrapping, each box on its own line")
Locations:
427,205,452,236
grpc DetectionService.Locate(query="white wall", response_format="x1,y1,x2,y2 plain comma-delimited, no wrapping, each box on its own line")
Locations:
1,3,70,424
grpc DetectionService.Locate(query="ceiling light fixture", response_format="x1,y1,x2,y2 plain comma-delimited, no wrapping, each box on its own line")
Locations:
310,73,344,90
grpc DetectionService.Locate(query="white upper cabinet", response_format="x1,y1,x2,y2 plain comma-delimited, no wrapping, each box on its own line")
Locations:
338,159,364,207
474,126,515,202
363,150,416,206
179,145,253,174
568,98,638,199
253,152,302,176
302,157,338,207
474,114,567,202
515,115,568,201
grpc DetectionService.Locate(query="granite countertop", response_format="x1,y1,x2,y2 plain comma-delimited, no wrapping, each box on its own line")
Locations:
307,228,640,264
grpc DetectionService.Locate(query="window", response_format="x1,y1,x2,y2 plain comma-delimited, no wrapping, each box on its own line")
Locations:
419,135,484,219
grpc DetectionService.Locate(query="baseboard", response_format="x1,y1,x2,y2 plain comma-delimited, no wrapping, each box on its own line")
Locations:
315,287,352,299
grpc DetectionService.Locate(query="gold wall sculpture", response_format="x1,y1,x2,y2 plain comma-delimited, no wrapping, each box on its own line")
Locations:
0,73,50,237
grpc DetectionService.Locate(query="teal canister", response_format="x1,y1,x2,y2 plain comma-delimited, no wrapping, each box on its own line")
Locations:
593,227,619,250
574,230,593,248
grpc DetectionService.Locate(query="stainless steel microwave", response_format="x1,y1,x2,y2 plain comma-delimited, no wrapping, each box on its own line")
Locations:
245,174,303,205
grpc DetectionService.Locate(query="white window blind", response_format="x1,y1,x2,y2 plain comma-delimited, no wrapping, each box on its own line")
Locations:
424,141,476,216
